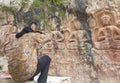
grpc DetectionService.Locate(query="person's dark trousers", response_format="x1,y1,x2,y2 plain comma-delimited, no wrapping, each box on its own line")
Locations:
29,55,51,83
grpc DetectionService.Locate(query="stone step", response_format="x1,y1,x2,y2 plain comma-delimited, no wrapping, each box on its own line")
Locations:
47,76,71,83
0,76,71,83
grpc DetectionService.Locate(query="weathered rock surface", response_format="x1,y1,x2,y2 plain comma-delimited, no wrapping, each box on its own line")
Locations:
0,0,120,83
87,0,120,83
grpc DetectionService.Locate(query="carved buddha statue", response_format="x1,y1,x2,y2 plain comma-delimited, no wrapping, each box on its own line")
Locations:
51,19,64,42
67,18,89,50
68,19,88,43
97,14,120,42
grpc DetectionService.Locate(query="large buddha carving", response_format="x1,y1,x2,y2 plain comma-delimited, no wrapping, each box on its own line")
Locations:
91,11,120,50
97,14,120,42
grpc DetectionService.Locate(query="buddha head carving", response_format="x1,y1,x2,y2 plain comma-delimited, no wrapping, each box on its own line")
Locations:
93,9,116,28
71,18,82,31
100,14,111,26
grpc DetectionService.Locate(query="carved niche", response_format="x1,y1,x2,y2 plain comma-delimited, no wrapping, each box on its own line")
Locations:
90,9,120,50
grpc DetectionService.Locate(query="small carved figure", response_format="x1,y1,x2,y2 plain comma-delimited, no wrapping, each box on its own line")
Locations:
50,18,64,50
67,18,89,50
51,18,64,42
61,26,70,43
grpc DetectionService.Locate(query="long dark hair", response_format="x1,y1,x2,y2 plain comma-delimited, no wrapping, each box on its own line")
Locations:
16,21,44,38
16,26,33,38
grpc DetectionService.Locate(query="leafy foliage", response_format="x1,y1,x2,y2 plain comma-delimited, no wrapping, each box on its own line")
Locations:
30,0,67,29
21,0,30,7
0,0,67,30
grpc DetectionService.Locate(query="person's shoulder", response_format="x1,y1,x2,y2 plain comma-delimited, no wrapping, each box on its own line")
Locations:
32,32,42,38
21,33,34,38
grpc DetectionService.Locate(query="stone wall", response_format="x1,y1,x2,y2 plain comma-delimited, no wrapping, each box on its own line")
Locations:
0,0,120,83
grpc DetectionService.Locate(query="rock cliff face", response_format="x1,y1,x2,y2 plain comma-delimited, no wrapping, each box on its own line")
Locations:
86,0,120,83
0,0,120,83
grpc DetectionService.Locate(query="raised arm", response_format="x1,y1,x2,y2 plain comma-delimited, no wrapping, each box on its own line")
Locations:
33,33,51,44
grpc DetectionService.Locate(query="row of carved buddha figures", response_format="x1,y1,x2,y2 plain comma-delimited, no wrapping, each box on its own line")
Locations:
43,9,120,50
40,17,89,50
